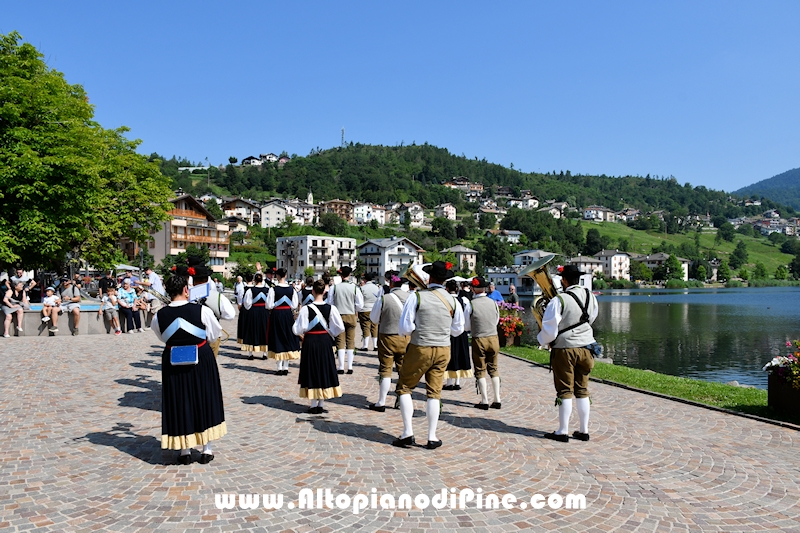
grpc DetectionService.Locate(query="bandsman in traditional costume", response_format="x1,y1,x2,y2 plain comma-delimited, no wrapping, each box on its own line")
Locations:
537,264,598,442
242,273,269,360
327,266,363,374
152,269,226,465
392,261,464,450
368,271,410,412
358,273,382,351
266,268,301,375
469,277,502,410
293,279,344,414
444,279,473,390
186,260,236,358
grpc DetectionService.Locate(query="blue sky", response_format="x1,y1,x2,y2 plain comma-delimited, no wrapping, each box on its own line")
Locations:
4,1,799,192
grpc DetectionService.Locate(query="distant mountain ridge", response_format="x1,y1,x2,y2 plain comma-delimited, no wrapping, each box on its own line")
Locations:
734,167,800,210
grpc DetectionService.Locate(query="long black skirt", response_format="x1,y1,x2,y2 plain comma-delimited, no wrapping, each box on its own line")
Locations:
298,333,342,399
162,343,226,449
447,331,474,378
268,307,301,360
241,306,269,352
236,306,249,344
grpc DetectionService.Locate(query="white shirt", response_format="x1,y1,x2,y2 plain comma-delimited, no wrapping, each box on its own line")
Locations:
204,280,236,320
234,282,245,305
454,293,473,333
292,303,345,338
326,280,364,312
151,300,222,343
536,287,598,347
398,283,465,338
266,283,299,310
243,283,266,310
369,288,404,325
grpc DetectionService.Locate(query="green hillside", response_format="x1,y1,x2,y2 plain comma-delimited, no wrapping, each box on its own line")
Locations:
734,167,800,210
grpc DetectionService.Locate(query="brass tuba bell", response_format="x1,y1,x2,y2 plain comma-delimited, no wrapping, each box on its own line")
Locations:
519,255,559,329
398,261,430,291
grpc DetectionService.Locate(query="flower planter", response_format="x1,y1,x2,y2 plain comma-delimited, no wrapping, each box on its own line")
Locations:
768,373,800,417
497,328,522,347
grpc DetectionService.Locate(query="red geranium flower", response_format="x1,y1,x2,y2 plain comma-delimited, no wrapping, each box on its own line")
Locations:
445,261,453,270
170,265,177,272
188,267,196,276
471,278,480,287
557,265,564,273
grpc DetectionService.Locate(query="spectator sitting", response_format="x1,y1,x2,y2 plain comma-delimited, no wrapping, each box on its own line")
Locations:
487,283,504,305
99,286,121,335
3,280,28,337
506,284,520,304
41,287,61,332
60,278,82,336
11,268,36,292
117,279,142,333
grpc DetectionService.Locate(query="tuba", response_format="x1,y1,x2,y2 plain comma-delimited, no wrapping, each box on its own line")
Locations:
398,261,430,290
519,255,559,329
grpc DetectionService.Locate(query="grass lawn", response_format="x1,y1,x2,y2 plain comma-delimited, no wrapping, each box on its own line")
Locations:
503,345,800,426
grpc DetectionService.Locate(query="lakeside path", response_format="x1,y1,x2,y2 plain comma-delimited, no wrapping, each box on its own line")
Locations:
1,318,799,532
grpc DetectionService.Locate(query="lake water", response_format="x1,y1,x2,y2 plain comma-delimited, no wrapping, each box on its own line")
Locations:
519,287,800,389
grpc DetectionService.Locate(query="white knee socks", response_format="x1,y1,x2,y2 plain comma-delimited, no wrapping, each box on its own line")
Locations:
318,399,325,410
361,337,369,350
455,377,461,386
557,398,573,435
491,376,501,403
202,443,212,455
377,377,391,406
477,378,488,404
346,349,354,370
575,397,590,433
337,349,346,370
426,399,440,442
311,399,319,408
399,394,414,438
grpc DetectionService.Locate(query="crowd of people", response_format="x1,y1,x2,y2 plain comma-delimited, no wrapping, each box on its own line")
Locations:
3,259,599,465
155,259,598,465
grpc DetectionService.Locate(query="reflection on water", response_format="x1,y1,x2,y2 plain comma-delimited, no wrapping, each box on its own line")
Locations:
519,287,800,389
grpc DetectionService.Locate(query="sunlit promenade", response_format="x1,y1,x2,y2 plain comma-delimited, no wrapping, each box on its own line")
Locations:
1,318,799,532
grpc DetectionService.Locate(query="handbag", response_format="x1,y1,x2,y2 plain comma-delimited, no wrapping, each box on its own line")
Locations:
170,345,199,365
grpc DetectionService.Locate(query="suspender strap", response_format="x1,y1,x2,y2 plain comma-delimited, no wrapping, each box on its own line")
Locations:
556,288,591,338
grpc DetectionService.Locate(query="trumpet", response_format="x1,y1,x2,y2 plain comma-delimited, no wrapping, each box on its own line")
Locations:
397,261,430,290
519,255,559,329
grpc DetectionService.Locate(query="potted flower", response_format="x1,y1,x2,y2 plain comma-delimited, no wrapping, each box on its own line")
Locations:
762,341,800,416
497,301,525,347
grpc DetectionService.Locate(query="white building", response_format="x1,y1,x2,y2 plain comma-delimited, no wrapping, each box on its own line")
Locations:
260,153,278,163
434,203,457,221
441,245,478,273
566,255,604,277
357,236,425,278
594,250,632,280
222,198,261,226
584,205,617,222
508,197,539,210
629,252,690,281
261,199,289,229
354,203,375,225
276,235,357,279
399,203,425,227
514,249,556,267
372,205,386,225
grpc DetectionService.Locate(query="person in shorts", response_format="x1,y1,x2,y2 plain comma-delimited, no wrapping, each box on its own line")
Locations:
99,286,121,335
41,287,61,332
60,278,82,335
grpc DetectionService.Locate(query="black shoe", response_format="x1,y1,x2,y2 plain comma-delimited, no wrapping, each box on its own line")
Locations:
474,403,489,410
262,355,268,360
369,404,386,412
453,385,462,390
177,454,192,465
337,369,344,375
306,407,317,414
544,432,569,443
198,453,214,464
425,439,443,450
393,397,400,409
248,355,254,360
346,369,353,375
442,385,453,391
572,431,590,441
281,369,289,376
391,435,415,448
490,402,502,409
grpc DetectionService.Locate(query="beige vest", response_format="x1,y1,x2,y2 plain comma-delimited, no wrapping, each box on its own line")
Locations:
410,288,455,347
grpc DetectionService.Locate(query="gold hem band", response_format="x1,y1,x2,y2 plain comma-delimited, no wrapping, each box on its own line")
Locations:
446,369,474,378
161,421,227,450
300,386,342,399
269,350,301,361
241,344,268,352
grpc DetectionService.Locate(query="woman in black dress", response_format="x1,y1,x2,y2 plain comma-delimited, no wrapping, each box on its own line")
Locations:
444,280,473,390
152,271,225,465
267,268,301,375
292,279,344,414
242,273,269,360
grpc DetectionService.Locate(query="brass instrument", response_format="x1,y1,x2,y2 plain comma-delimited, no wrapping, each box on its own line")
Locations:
519,255,559,329
398,261,430,290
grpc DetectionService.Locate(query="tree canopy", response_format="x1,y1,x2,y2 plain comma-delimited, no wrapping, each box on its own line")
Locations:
0,32,173,269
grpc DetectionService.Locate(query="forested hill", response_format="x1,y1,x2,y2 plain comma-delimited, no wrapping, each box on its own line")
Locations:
734,167,800,211
159,143,791,218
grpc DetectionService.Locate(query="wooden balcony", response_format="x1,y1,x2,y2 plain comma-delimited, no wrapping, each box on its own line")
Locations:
169,209,208,220
171,233,229,245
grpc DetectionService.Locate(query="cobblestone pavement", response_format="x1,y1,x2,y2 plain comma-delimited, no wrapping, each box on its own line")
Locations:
1,319,799,532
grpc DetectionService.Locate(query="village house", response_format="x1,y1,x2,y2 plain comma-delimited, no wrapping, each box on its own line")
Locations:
277,235,357,279
594,250,632,280
434,203,457,221
440,245,478,273
241,155,261,166
261,199,288,229
222,197,261,226
484,229,522,244
584,205,617,222
320,199,354,224
398,202,425,227
513,249,556,267
629,252,690,281
566,255,604,277
357,236,425,278
537,205,562,219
